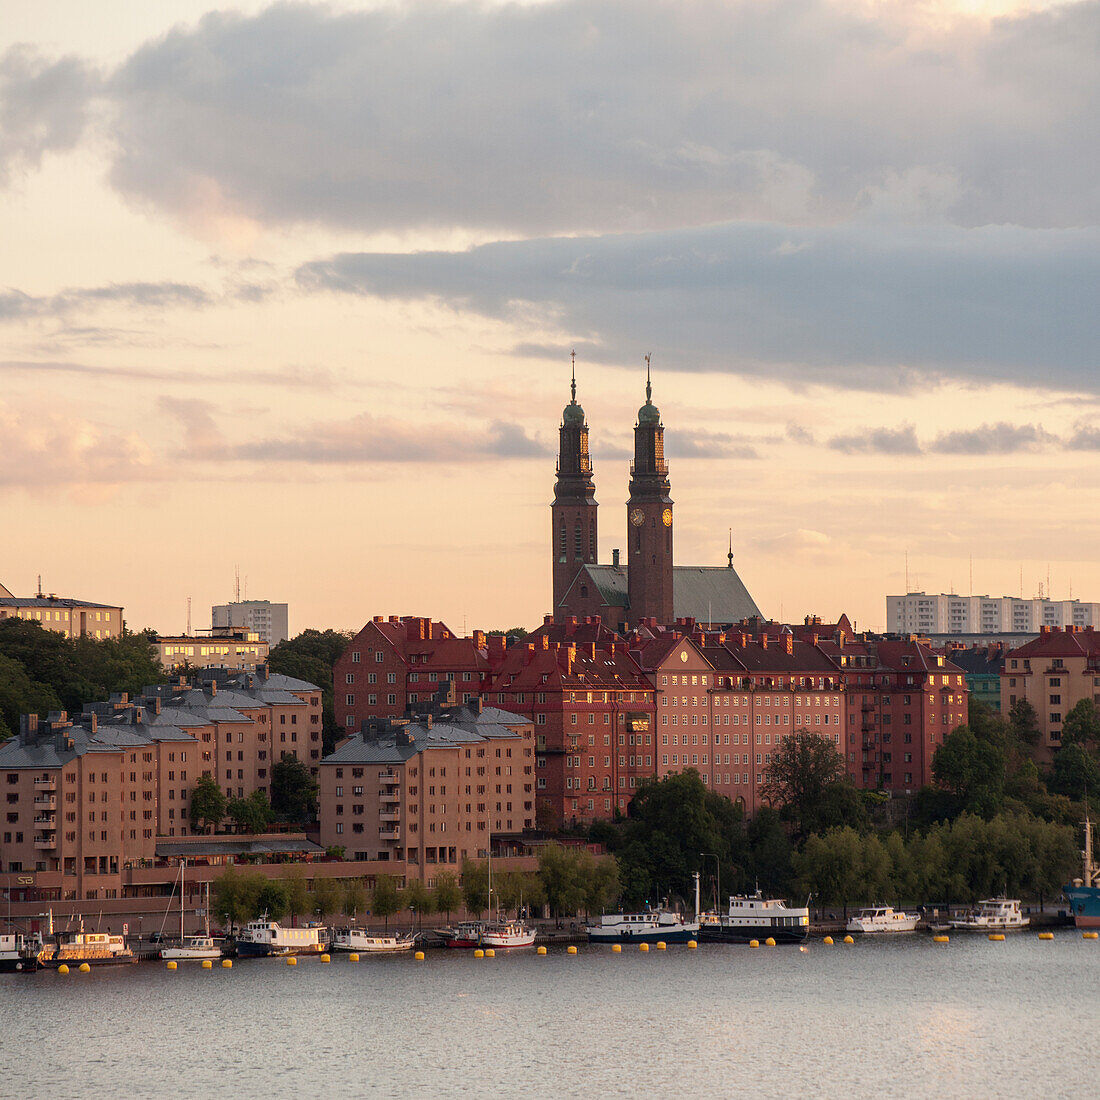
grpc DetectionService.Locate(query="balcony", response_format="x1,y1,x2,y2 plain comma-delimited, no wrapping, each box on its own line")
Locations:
33,777,56,791
33,795,56,809
379,789,401,803
379,826,401,839
378,770,399,781
34,835,57,850
33,815,56,826
378,810,400,822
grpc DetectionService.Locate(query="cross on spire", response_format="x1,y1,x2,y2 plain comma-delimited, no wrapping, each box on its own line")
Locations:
645,353,651,403
571,348,576,403
728,528,734,568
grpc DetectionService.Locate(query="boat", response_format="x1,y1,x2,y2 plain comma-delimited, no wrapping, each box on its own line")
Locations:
0,932,43,973
36,913,136,967
948,898,1029,932
161,863,223,961
439,921,484,949
1064,812,1100,929
699,889,810,944
479,919,536,949
590,871,702,944
235,916,328,957
846,906,920,934
331,928,417,953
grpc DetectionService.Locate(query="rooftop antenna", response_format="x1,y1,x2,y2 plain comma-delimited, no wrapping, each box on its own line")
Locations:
969,554,973,597
645,353,652,403
36,574,43,598
570,348,576,403
1047,563,1051,601
727,529,734,569
186,596,192,637
1020,565,1023,599
234,565,240,603
904,550,909,593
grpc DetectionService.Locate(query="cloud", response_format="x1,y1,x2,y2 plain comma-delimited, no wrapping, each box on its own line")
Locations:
0,359,336,391
0,281,212,321
299,220,1100,392
786,423,815,445
827,425,921,454
1066,424,1100,450
666,428,761,460
928,422,1054,454
7,2,1100,235
0,46,97,186
159,397,224,455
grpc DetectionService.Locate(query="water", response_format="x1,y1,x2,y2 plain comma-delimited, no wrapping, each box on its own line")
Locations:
2,934,1096,1098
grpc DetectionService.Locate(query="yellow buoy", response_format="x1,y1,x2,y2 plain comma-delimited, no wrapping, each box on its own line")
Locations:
485,948,495,958
933,935,949,943
286,956,297,965
1083,931,1098,940
320,954,330,964
688,940,697,949
843,935,855,945
57,964,69,975
474,949,484,958
415,951,425,960
611,944,621,953
749,940,759,949
567,945,578,955
656,941,667,950
166,960,177,970
989,933,1005,941
349,953,359,962
222,958,233,968
79,963,91,973
823,936,833,946
537,945,547,955
639,943,649,952
765,937,776,947
1038,932,1054,941
202,959,213,968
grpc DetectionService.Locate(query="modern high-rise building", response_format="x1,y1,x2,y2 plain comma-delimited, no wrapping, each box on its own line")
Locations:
886,592,1100,636
211,600,289,644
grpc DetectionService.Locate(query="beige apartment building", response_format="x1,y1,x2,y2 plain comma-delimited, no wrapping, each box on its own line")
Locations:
319,699,535,873
1001,626,1100,762
0,580,123,639
156,628,269,671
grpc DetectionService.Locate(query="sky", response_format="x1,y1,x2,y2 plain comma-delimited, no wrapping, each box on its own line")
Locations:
2,0,1098,637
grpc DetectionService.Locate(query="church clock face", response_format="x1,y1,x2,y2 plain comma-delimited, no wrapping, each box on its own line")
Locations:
662,508,673,527
630,508,645,527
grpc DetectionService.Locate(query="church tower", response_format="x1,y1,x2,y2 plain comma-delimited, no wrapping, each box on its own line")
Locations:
552,354,598,614
627,357,674,624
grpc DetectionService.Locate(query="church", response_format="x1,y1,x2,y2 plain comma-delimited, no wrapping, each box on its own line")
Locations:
551,359,761,628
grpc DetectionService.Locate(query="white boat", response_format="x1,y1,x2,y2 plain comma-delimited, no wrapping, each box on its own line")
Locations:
846,906,920,934
0,932,43,973
235,917,328,957
588,909,699,944
37,914,135,967
161,863,223,961
699,890,810,944
479,920,536,948
948,898,1029,932
331,928,417,953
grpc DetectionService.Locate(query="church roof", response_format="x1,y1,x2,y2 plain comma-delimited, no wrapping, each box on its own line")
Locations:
577,564,761,624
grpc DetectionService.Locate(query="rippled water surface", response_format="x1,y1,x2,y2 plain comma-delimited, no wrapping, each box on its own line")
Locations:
2,933,1096,1098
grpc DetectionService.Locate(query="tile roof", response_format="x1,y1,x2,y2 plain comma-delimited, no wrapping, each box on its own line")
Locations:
576,564,761,622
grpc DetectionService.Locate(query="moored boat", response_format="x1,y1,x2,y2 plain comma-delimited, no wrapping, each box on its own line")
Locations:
479,920,536,948
331,928,417,953
160,863,223,960
235,917,328,957
37,921,136,967
846,906,920,934
440,921,484,949
1064,812,1100,929
948,898,1029,932
588,908,699,944
699,890,810,944
0,932,43,973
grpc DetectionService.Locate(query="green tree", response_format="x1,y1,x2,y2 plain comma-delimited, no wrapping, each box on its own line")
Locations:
211,867,266,927
256,879,289,921
1048,742,1100,800
461,859,490,918
401,878,435,930
267,628,351,754
190,776,227,834
1060,699,1100,748
761,730,850,840
270,753,319,823
342,878,368,918
0,650,62,736
1008,698,1041,747
227,789,273,834
283,868,311,923
537,843,588,917
745,806,793,895
311,876,344,923
582,855,621,917
932,725,1005,816
432,871,462,922
370,874,402,932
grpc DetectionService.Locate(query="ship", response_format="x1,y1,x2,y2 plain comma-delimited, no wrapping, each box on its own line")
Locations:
330,928,417,953
846,906,920,934
699,889,810,944
479,920,536,949
234,917,328,957
1064,812,1100,929
589,872,701,944
0,932,43,973
948,898,1029,932
439,921,484,949
35,913,136,967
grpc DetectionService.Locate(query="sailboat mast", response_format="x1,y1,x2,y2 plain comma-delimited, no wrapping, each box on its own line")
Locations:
180,859,186,942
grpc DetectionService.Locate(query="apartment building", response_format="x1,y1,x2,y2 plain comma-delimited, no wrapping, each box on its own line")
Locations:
212,600,289,645
156,628,269,671
0,581,123,639
888,592,1100,635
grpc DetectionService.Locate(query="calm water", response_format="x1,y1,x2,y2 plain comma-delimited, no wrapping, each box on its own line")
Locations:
2,934,1096,1098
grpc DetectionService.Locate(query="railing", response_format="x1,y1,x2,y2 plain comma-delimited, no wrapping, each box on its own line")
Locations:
378,810,400,822
379,789,401,803
34,836,57,850
379,827,401,839
33,777,57,791
33,795,56,809
33,815,55,826
378,771,399,781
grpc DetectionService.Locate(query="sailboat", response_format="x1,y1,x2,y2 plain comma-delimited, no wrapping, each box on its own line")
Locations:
161,862,223,960
479,834,536,949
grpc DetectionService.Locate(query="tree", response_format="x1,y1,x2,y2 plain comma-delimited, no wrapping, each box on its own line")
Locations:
932,725,1005,817
342,878,368,918
401,878,435,930
212,867,265,928
267,628,351,755
761,731,849,840
0,650,62,736
1048,742,1100,800
1008,698,1042,748
370,874,401,932
311,876,344,923
256,879,289,921
582,856,621,917
190,777,227,834
283,868,311,923
1060,699,1100,748
461,859,490,918
270,753,319,823
433,871,462,922
227,789,273,834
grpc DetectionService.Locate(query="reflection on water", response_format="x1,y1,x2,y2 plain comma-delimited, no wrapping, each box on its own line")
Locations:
2,934,1097,1098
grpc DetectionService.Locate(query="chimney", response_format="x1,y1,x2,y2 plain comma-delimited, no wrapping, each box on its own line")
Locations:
612,549,620,567
373,615,383,623
785,634,794,655
544,614,553,626
593,614,601,627
473,630,486,648
760,634,768,650
541,635,550,650
88,713,97,734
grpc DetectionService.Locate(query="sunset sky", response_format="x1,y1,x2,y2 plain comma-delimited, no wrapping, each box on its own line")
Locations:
3,0,1099,637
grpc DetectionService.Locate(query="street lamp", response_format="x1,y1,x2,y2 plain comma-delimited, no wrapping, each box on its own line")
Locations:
700,852,720,916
